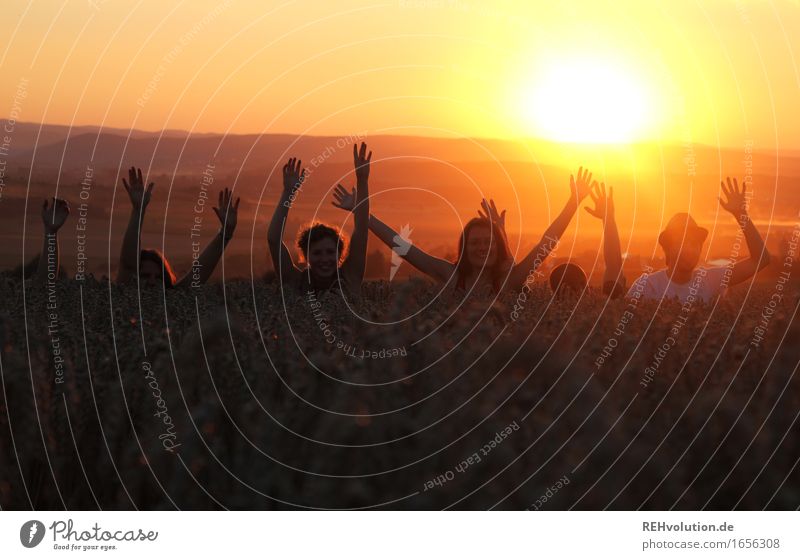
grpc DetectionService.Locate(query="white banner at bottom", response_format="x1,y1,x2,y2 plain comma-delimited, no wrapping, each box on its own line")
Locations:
1,511,797,559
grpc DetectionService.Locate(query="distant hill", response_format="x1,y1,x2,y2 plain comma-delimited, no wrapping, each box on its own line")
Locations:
1,121,798,279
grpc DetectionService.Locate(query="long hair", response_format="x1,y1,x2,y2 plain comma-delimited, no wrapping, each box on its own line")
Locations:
140,248,177,288
454,217,511,292
296,222,348,265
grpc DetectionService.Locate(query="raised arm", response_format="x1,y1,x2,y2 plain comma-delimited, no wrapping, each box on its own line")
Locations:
176,188,239,288
508,167,593,288
117,167,154,283
585,182,624,292
719,177,771,286
338,142,371,286
267,158,304,284
34,197,70,284
332,190,453,283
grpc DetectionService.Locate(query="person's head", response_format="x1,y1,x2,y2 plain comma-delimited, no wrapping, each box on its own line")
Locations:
658,213,708,274
549,262,588,298
454,218,511,291
297,222,347,279
139,249,176,287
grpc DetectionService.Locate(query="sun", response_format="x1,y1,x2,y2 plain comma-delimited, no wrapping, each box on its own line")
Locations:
522,57,652,144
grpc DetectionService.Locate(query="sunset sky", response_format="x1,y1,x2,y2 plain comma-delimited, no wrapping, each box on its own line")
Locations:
1,0,799,148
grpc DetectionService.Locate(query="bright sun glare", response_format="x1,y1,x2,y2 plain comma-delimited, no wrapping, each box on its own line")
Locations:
523,58,651,144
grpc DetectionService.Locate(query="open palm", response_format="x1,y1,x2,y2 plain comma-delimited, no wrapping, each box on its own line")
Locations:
570,166,594,203
122,167,154,209
478,198,506,231
213,188,240,238
719,177,748,217
332,183,356,212
42,197,70,233
354,142,372,183
584,182,614,222
282,158,306,194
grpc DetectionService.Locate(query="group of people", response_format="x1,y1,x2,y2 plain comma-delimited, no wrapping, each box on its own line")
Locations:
32,141,771,305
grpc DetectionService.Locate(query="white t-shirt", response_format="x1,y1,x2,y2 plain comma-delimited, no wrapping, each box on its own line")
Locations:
626,266,729,304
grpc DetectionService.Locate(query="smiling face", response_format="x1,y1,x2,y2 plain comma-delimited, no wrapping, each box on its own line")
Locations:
465,224,498,269
307,237,339,278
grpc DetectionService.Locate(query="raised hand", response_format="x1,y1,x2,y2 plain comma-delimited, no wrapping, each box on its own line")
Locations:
332,183,356,212
354,142,372,184
719,177,749,218
584,182,615,222
122,167,154,210
570,166,594,204
282,157,306,194
478,198,506,231
213,188,240,239
41,197,70,233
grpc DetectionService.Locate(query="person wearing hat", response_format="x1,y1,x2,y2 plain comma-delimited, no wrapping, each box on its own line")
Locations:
626,177,771,303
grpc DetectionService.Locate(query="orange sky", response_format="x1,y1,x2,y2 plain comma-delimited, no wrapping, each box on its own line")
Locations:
1,0,799,148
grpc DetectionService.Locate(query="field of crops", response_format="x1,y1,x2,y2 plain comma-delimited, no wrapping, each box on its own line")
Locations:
1,275,799,510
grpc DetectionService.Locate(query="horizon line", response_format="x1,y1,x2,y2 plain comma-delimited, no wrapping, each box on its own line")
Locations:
2,118,795,153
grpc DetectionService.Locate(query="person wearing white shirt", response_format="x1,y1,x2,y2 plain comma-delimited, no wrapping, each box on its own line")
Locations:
627,177,771,304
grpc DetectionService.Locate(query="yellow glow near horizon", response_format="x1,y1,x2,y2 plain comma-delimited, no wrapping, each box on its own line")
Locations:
1,1,798,148
522,57,652,144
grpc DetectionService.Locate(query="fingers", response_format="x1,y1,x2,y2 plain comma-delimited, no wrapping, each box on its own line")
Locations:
726,177,735,194
146,182,155,196
122,178,130,192
589,182,599,202
234,197,240,211
578,166,591,185
353,143,371,165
